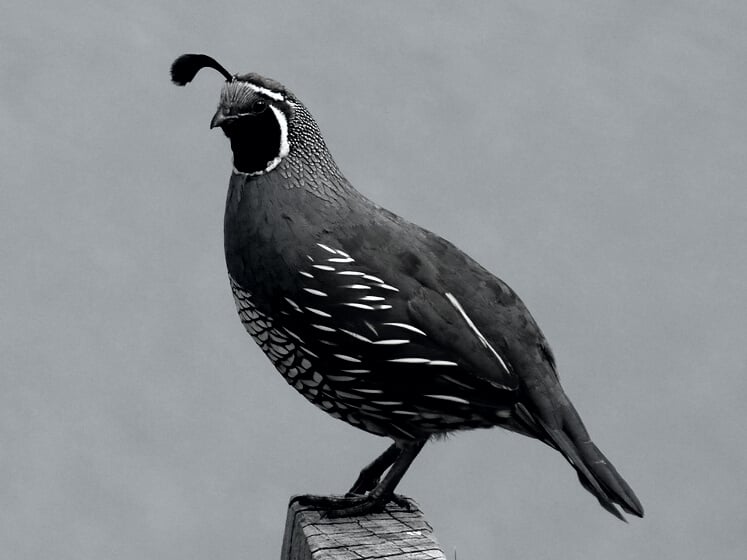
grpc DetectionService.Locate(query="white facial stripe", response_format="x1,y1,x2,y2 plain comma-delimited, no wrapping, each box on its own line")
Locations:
263,105,289,173
444,292,512,376
270,105,290,158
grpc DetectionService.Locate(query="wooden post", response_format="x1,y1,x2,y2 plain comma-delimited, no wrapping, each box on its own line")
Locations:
281,495,447,560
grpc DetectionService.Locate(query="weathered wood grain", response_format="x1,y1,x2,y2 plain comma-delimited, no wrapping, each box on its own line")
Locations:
281,496,446,560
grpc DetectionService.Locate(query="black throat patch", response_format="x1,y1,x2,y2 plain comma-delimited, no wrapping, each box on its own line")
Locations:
226,109,282,175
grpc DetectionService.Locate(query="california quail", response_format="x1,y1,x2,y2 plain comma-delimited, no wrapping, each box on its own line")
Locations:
170,53,644,520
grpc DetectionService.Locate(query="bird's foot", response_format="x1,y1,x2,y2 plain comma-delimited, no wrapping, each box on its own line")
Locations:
294,493,412,517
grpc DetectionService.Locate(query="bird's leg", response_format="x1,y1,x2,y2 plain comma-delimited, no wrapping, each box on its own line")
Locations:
297,440,426,517
347,443,401,496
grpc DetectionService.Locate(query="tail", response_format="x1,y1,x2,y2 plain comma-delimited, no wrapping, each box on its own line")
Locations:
536,403,644,521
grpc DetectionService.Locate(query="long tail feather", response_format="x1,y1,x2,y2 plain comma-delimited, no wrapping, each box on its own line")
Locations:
539,407,644,520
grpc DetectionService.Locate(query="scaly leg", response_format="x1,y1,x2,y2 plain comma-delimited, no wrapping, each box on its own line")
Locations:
297,440,427,517
347,443,401,495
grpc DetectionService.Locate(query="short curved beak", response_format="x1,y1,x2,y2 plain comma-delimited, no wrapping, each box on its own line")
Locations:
210,108,234,129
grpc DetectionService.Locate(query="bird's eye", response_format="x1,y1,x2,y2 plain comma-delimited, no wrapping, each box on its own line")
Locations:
251,99,268,113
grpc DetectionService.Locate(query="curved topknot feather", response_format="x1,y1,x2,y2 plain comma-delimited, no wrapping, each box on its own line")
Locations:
170,54,233,86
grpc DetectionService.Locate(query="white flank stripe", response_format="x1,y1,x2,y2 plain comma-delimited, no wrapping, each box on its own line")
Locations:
339,329,372,343
312,264,335,271
325,375,356,382
328,257,355,263
362,274,385,284
284,297,301,312
344,284,370,290
342,302,376,310
428,360,459,366
299,271,314,279
441,374,474,389
425,394,471,405
341,369,371,374
316,243,337,254
306,307,331,317
444,292,512,376
353,388,383,394
334,354,361,363
388,357,431,364
378,284,399,292
376,305,393,310
371,401,403,406
300,346,319,358
337,271,365,276
382,322,427,336
303,288,327,297
311,324,335,332
360,295,385,302
282,328,304,342
372,339,410,345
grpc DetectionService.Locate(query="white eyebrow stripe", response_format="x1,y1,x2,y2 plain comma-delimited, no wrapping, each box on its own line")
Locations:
243,81,285,101
444,292,511,376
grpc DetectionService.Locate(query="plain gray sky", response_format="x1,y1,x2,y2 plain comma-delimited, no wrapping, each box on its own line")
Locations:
2,1,746,559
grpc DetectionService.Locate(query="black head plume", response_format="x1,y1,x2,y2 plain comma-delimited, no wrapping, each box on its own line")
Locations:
170,54,233,86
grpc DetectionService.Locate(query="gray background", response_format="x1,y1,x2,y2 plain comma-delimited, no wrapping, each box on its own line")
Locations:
2,1,746,559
